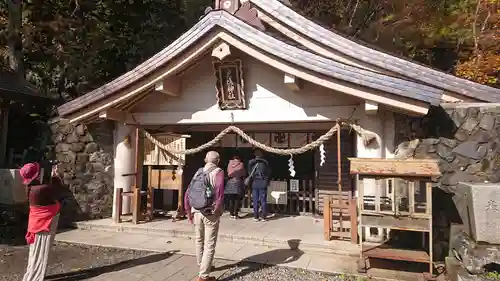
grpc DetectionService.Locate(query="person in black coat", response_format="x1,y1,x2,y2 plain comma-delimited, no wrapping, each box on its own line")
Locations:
248,149,271,222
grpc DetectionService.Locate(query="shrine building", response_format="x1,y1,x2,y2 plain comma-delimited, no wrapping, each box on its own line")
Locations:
56,0,500,251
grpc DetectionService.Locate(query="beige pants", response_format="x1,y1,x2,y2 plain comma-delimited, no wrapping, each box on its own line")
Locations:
22,214,59,281
194,212,220,278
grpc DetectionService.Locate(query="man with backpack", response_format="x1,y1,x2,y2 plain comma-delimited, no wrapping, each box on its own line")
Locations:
184,151,224,281
247,149,271,222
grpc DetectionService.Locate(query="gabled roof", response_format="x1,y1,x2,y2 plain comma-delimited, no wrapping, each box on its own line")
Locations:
0,68,44,101
58,10,444,119
250,0,500,102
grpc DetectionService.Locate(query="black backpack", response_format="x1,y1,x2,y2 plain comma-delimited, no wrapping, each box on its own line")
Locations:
187,167,217,210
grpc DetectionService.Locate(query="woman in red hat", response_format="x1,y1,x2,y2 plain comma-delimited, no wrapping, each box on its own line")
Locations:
20,163,63,281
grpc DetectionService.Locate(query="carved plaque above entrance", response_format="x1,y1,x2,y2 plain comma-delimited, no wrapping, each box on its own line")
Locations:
213,59,246,110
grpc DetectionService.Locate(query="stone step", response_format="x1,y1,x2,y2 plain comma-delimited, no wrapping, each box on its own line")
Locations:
74,220,359,257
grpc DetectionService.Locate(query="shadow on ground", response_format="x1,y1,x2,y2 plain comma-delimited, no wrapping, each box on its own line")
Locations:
217,239,304,280
45,251,178,281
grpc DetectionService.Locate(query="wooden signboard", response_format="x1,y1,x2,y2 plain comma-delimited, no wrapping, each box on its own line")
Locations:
272,133,289,148
148,168,182,190
289,133,308,148
254,133,270,146
349,158,441,177
143,134,187,166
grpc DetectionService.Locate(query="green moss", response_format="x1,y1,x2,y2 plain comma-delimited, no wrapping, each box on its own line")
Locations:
482,271,500,280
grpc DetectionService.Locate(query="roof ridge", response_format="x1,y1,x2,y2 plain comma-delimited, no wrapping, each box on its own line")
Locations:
249,0,500,100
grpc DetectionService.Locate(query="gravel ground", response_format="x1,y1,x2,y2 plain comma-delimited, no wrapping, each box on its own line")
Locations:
0,242,152,281
219,264,359,281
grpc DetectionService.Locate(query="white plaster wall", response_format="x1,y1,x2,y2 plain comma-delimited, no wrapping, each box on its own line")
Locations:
132,54,362,125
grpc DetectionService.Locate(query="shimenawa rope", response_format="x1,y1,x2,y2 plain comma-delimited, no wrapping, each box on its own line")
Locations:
139,121,376,156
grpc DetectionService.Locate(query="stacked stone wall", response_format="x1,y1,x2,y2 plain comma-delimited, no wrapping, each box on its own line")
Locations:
49,118,114,221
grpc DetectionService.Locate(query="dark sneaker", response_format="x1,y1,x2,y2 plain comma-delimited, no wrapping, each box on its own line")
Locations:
197,277,216,281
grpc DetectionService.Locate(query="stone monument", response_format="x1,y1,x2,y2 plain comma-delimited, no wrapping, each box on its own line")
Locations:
446,182,500,281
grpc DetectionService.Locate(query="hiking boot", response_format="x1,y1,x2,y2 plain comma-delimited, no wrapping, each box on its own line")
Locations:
197,276,216,281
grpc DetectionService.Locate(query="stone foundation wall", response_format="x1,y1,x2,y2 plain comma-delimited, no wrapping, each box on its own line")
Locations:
49,119,114,222
394,105,500,260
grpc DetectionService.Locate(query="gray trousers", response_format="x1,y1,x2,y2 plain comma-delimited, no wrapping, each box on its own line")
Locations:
194,212,220,278
22,214,59,281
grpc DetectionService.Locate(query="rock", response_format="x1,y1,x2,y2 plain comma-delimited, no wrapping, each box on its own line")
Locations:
421,138,440,145
72,142,85,152
440,138,457,148
451,110,465,127
91,163,105,173
469,107,480,118
65,132,79,143
453,142,483,160
55,143,72,152
466,163,483,174
441,171,474,186
75,153,89,163
456,107,469,119
469,129,491,144
461,118,479,132
479,114,495,131
80,134,94,143
89,152,113,166
76,124,86,136
437,143,452,159
57,151,76,164
84,142,98,154
455,128,469,142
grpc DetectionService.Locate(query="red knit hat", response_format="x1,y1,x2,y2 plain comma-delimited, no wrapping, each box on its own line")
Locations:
20,163,41,185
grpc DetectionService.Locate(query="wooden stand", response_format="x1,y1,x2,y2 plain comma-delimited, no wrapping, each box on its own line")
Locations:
113,172,153,224
350,158,440,280
147,166,185,220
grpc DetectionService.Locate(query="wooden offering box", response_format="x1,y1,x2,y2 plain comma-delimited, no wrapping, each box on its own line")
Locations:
349,158,441,280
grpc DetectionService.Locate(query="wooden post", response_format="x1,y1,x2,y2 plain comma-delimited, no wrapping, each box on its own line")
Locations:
349,198,358,244
0,108,9,166
337,125,343,232
132,187,140,224
132,127,142,224
114,188,123,223
323,195,332,241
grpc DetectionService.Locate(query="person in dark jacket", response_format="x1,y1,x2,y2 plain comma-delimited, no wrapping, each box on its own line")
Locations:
225,155,246,219
248,149,271,222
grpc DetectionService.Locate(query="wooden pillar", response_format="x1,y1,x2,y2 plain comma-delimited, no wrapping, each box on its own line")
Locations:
323,196,332,241
0,108,9,167
112,123,136,222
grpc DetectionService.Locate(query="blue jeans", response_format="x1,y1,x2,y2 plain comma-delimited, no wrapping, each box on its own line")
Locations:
252,179,268,219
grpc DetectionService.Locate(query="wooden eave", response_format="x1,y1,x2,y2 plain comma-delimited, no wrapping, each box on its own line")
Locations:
58,10,444,123
250,0,500,103
0,69,49,103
